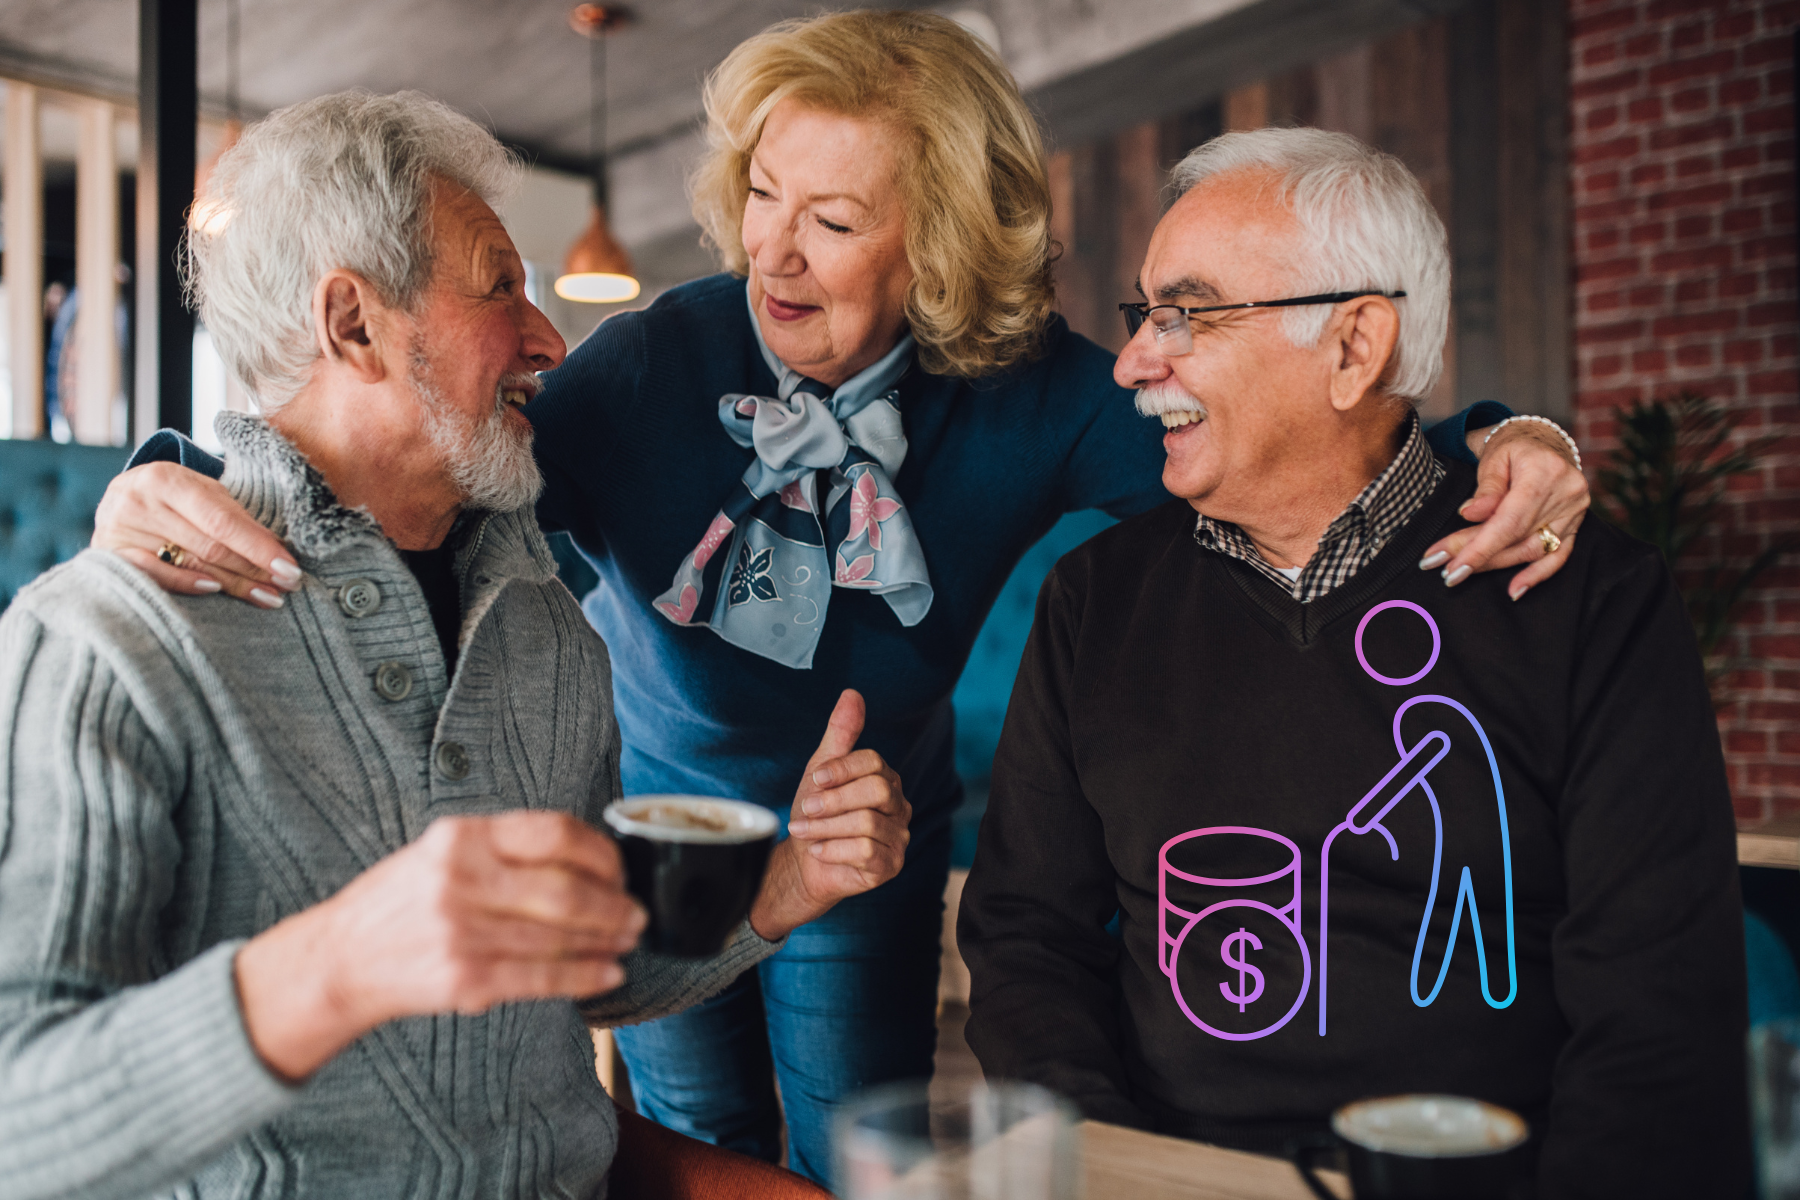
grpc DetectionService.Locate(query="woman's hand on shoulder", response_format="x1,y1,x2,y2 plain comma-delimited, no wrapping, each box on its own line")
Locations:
94,463,303,607
750,689,911,942
1421,419,1591,601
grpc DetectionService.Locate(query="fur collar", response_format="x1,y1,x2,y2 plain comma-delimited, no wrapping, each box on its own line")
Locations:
215,410,389,558
213,411,559,596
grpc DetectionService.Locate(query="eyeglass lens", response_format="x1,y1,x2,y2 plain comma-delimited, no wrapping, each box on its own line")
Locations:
1150,307,1191,355
1122,306,1193,355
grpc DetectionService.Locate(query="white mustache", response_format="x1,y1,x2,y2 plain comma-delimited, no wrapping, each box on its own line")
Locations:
1134,382,1206,418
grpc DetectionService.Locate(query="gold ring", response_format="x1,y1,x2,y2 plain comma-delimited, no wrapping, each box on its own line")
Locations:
1536,525,1562,556
155,541,190,569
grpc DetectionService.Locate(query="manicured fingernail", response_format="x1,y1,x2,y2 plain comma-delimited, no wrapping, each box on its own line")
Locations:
801,796,823,817
1442,564,1471,587
809,843,825,857
249,587,286,609
1419,550,1449,570
269,558,302,588
1457,500,1473,515
193,577,223,593
811,767,832,787
788,819,811,837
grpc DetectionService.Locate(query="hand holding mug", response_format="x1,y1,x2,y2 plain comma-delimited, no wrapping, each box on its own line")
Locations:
234,811,645,1082
750,689,912,942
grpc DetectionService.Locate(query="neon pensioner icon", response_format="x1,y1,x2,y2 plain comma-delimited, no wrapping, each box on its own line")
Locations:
1156,599,1518,1041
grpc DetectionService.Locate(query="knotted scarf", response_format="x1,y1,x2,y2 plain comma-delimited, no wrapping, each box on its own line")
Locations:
652,294,933,669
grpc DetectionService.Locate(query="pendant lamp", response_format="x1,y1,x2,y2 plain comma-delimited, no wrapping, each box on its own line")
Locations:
556,5,640,304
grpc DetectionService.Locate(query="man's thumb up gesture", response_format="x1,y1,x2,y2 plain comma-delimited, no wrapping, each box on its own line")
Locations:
748,690,912,942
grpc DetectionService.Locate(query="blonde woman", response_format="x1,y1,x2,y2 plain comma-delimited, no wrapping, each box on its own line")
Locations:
96,10,1589,1183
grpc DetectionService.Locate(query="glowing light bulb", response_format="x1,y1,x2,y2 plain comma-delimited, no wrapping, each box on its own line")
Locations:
554,272,640,303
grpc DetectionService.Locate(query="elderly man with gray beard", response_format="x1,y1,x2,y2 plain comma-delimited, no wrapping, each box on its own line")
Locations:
958,128,1750,1199
0,91,908,1200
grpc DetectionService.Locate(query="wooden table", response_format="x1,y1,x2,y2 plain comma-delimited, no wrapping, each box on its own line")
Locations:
1739,815,1800,869
1080,1121,1347,1200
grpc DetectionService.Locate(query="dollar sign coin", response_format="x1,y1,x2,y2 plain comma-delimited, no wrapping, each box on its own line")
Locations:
1218,927,1265,1013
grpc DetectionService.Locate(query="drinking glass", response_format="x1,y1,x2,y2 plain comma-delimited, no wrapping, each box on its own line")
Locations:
834,1080,1081,1200
1754,1019,1800,1198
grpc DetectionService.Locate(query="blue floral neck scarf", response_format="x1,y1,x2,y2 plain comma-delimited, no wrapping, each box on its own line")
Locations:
652,287,933,669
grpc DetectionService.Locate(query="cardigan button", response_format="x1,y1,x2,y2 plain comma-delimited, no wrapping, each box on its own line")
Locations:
338,578,381,618
372,661,413,702
434,741,471,781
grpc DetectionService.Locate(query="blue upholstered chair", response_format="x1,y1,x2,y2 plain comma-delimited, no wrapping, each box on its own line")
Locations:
1749,909,1800,1028
949,509,1117,867
0,439,130,612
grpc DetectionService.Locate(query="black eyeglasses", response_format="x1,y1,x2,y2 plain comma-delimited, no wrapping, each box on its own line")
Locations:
1119,290,1407,356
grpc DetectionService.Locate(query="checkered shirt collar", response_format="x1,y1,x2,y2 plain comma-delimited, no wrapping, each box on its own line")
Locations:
1193,412,1445,603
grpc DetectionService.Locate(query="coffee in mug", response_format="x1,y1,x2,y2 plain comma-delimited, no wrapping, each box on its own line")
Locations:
1291,1094,1530,1200
603,795,779,958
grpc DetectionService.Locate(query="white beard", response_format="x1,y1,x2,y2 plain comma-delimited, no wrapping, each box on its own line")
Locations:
1134,381,1207,418
410,349,544,513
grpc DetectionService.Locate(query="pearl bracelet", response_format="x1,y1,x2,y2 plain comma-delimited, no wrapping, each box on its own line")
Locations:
1481,414,1581,472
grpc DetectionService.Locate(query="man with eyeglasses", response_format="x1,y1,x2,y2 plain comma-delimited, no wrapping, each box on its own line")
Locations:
958,127,1749,1199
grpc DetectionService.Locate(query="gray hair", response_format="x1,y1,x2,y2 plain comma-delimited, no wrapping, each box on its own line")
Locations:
1169,127,1449,403
185,90,522,409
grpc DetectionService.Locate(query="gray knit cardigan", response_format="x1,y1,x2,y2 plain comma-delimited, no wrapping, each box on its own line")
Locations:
0,412,780,1200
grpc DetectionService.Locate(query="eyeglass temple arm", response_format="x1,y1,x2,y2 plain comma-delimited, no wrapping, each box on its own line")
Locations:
1119,290,1405,314
1235,290,1406,310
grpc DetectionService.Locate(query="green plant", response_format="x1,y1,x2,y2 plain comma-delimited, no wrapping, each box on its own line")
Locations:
1596,392,1790,679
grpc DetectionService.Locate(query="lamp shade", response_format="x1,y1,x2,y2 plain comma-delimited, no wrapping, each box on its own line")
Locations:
556,202,640,303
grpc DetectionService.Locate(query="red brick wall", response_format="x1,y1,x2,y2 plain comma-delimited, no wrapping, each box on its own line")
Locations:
1570,0,1800,818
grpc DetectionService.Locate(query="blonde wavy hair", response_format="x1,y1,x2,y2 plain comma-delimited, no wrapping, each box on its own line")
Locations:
690,9,1055,378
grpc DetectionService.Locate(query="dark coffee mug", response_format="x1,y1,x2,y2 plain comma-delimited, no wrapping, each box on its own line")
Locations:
603,795,778,958
1289,1094,1530,1200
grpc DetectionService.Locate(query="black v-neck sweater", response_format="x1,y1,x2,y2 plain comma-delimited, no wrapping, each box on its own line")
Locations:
959,461,1750,1199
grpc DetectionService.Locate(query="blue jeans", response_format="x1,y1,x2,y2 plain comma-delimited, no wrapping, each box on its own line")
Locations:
613,827,950,1186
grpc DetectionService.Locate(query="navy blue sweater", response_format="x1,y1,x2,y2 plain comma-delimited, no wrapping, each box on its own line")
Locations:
135,274,1503,836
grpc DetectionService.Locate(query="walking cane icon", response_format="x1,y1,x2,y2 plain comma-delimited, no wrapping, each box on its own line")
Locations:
1316,601,1518,1037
